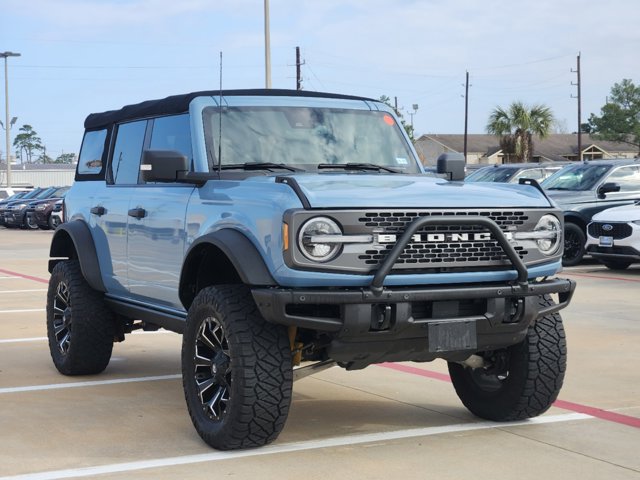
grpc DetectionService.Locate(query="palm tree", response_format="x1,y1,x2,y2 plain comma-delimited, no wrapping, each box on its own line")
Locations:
486,102,554,163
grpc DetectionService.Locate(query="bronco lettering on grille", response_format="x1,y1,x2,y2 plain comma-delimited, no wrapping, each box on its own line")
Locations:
376,232,492,244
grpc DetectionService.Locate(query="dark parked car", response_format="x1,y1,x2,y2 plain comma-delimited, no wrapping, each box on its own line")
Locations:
32,194,68,230
541,158,640,266
4,187,68,229
27,187,69,230
0,188,44,227
465,162,566,184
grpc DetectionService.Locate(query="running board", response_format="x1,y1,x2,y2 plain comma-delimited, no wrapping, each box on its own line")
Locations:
293,360,337,382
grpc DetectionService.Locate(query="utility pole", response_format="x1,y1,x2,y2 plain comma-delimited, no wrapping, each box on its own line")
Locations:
463,71,470,162
295,46,304,91
571,53,582,161
264,0,271,88
1,51,20,188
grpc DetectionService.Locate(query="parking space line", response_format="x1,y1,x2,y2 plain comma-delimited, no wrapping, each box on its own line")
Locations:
0,289,48,294
379,363,640,429
0,413,590,480
0,268,48,284
0,336,47,344
0,309,46,314
0,331,174,344
0,374,181,394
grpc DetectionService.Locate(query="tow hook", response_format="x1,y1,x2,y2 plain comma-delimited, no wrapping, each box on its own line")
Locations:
460,354,486,369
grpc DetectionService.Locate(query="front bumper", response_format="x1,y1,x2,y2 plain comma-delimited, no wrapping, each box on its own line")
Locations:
255,214,574,367
586,244,640,262
252,277,576,365
32,210,51,227
4,210,26,226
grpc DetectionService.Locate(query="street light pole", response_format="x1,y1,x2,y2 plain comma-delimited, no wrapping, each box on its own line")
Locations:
1,51,21,188
264,0,272,89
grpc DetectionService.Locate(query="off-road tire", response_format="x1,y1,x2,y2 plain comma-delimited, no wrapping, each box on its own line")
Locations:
448,295,566,421
603,260,631,270
182,285,293,450
562,223,586,267
46,260,116,375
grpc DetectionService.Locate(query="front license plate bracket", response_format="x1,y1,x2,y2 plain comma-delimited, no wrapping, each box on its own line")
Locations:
428,320,477,353
599,236,613,247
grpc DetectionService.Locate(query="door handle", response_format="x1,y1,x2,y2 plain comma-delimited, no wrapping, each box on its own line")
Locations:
90,206,106,216
128,207,147,219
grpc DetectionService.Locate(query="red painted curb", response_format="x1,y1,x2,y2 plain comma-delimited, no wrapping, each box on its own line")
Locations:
0,268,49,284
378,363,640,429
563,271,640,283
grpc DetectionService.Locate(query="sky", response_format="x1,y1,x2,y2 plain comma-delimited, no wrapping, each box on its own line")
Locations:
1,0,639,160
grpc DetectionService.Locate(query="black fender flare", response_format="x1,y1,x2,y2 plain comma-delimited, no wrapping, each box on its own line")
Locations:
179,229,276,305
49,220,106,292
563,211,589,230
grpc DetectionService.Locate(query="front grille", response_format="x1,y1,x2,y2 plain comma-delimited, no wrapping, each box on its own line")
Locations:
288,208,553,274
588,222,632,239
358,211,528,230
357,211,529,268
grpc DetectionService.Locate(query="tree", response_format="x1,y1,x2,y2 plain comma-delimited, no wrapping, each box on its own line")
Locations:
38,152,53,164
12,125,44,163
588,79,640,154
379,95,415,141
486,101,554,163
54,153,77,164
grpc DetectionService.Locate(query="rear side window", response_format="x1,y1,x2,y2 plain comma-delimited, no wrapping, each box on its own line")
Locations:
149,114,192,162
77,129,108,176
111,120,148,185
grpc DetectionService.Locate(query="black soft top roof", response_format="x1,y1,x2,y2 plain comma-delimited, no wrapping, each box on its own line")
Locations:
84,89,376,129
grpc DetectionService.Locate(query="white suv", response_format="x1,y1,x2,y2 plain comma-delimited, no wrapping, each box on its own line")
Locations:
586,201,640,270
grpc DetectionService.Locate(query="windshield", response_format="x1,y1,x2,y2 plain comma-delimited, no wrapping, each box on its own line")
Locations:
541,163,611,191
35,188,57,199
465,167,518,183
203,106,420,173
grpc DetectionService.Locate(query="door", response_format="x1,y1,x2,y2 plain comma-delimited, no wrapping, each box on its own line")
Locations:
126,114,195,309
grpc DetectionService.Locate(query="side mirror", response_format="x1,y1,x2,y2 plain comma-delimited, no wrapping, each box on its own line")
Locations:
597,182,620,198
436,153,465,181
140,150,189,183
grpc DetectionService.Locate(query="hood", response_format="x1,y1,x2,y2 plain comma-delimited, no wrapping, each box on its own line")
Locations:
277,174,552,208
592,202,640,222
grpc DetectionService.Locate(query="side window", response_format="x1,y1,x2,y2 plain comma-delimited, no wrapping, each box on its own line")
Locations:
77,129,107,175
514,168,544,181
111,120,148,185
607,166,640,193
149,114,192,162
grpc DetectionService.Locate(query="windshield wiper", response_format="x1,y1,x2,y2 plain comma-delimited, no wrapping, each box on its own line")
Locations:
545,187,575,191
219,162,303,172
317,163,400,173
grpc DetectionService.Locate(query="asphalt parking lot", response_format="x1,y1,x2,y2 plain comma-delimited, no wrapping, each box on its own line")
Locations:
1,228,639,480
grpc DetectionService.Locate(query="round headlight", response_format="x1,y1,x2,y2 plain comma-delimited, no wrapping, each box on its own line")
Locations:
298,217,342,262
535,214,562,255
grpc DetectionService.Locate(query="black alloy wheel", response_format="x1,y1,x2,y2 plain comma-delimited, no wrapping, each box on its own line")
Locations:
562,223,586,267
182,285,293,450
46,260,116,375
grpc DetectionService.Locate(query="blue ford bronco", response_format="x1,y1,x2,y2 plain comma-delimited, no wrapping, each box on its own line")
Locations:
46,89,575,450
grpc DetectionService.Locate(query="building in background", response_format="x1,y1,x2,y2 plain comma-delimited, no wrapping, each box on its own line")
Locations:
0,162,75,187
414,134,638,166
